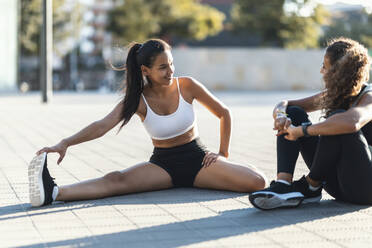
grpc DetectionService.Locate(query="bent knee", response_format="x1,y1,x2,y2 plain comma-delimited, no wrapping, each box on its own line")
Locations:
286,106,309,126
103,171,127,190
236,175,266,193
249,175,266,192
104,171,125,182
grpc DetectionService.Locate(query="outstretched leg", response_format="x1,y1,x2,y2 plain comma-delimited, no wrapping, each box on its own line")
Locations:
56,162,173,202
29,153,173,206
193,158,267,192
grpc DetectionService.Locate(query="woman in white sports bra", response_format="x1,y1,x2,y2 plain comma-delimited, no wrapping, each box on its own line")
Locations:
28,39,267,207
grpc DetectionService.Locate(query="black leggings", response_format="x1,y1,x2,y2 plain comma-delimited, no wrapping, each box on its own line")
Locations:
277,106,372,204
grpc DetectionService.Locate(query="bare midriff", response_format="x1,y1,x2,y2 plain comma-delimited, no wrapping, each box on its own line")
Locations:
151,127,198,148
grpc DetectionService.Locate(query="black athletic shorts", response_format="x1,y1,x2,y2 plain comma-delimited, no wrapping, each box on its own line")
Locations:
149,138,208,187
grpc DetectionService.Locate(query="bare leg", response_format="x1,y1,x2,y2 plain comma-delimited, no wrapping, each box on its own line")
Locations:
277,172,293,183
193,158,267,192
56,162,172,201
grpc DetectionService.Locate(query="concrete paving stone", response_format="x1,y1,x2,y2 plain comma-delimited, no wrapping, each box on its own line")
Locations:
38,228,92,239
0,221,35,231
76,214,133,224
218,232,275,247
88,224,138,234
145,228,204,241
341,239,372,248
196,225,263,239
154,238,224,248
173,212,219,221
263,230,325,244
98,240,161,248
1,238,45,248
34,221,87,230
313,229,372,242
2,92,372,247
182,217,237,229
71,206,122,215
215,233,273,246
112,205,169,216
282,241,343,248
199,200,249,212
129,215,180,226
94,230,153,244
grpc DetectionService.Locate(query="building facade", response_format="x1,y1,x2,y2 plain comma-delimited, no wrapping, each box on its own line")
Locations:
0,0,18,92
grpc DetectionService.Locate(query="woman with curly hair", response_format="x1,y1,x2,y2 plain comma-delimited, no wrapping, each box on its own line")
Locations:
249,37,372,210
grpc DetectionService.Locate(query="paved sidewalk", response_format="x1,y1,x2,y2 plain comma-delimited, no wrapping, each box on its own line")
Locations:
1,91,372,248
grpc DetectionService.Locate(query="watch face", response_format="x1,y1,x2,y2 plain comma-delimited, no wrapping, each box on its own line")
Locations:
302,122,312,126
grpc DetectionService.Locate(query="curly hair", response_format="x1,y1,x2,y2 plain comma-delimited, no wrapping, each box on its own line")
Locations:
321,37,371,117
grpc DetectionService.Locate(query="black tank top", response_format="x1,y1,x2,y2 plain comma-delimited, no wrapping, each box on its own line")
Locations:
352,84,372,147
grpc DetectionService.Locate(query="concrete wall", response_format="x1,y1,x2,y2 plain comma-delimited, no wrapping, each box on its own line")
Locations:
0,0,18,92
172,48,325,91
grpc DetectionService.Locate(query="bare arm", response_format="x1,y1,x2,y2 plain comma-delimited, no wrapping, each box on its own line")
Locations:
37,101,124,164
187,77,231,158
273,91,325,119
62,101,123,147
284,92,372,140
307,92,372,135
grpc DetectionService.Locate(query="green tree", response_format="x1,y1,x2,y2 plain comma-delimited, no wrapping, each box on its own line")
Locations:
20,0,83,56
231,0,329,48
320,8,372,48
108,0,225,44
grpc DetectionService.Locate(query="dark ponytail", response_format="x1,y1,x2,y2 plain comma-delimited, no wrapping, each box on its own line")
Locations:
118,39,171,131
120,43,144,128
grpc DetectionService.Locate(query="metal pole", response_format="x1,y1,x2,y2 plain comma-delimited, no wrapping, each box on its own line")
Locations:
40,0,52,103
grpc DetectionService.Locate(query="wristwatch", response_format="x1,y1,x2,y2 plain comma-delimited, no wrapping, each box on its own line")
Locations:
301,122,312,137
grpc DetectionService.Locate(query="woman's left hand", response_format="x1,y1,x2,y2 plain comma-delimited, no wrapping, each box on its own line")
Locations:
202,152,222,167
284,125,304,141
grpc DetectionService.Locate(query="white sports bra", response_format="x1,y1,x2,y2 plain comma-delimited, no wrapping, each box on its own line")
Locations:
141,78,196,140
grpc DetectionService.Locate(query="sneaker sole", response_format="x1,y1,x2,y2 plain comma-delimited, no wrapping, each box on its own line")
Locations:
303,195,322,204
28,152,46,207
249,191,304,210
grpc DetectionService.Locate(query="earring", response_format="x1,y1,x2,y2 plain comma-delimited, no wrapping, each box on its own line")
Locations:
143,75,149,85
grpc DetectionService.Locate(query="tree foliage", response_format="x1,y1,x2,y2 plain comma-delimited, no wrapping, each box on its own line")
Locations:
20,0,83,56
231,0,329,48
320,9,372,48
108,0,225,44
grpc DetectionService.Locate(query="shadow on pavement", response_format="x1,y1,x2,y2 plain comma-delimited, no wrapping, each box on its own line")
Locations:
0,188,245,222
4,194,369,248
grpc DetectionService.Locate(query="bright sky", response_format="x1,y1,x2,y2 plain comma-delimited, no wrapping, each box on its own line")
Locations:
285,0,372,16
316,0,372,8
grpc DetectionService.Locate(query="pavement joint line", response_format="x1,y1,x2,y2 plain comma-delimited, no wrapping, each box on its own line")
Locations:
0,167,47,247
70,208,100,243
110,201,141,229
1,92,372,247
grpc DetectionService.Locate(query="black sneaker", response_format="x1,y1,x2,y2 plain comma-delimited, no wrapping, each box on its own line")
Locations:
249,180,304,210
292,176,322,204
28,152,57,207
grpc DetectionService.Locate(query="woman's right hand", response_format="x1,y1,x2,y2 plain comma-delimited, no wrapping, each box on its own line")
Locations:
274,116,292,136
272,100,288,118
36,140,68,165
273,100,291,136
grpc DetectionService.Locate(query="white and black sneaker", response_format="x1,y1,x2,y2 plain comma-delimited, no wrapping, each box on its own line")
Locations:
249,176,322,210
28,152,57,207
292,176,322,204
249,180,304,210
